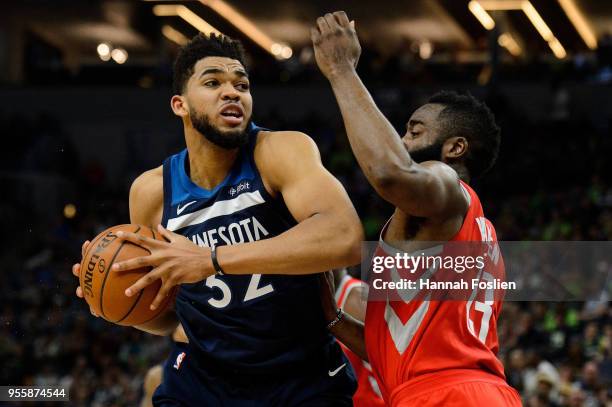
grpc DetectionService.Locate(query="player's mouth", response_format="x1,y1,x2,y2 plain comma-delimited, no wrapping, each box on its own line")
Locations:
219,104,244,126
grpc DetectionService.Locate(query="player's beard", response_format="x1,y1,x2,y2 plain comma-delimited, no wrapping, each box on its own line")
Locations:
190,108,251,150
409,139,445,163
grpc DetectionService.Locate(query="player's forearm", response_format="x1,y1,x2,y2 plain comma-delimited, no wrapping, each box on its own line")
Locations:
219,212,363,275
344,289,367,322
330,313,368,361
134,308,179,336
327,69,415,187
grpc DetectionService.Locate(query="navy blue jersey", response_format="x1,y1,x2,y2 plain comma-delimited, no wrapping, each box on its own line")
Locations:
161,124,336,375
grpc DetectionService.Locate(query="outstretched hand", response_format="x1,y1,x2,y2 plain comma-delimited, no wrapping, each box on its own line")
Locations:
112,224,214,310
311,11,361,79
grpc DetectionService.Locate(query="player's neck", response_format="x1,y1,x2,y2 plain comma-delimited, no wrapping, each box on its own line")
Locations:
184,128,240,190
450,163,470,184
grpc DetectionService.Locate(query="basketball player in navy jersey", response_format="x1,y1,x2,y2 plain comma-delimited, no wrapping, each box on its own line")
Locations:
72,33,363,405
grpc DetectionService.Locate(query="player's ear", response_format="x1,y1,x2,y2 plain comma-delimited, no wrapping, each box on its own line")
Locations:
171,95,189,117
444,136,468,159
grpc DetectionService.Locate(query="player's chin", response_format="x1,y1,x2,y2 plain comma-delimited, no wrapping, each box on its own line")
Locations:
221,123,247,134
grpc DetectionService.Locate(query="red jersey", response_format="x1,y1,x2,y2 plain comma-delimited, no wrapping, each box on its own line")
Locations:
335,276,385,407
365,181,512,405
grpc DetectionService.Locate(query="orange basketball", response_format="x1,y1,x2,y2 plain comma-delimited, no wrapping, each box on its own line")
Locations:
79,224,176,326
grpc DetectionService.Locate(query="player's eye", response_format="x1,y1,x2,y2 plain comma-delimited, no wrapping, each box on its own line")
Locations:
204,80,219,87
235,82,250,91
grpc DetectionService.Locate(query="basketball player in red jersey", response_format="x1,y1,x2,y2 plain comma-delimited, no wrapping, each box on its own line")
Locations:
312,12,522,406
333,270,385,407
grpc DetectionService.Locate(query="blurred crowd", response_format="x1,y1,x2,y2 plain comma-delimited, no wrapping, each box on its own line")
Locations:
0,83,610,407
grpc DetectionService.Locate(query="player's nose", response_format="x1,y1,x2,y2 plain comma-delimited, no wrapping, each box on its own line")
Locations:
220,83,240,102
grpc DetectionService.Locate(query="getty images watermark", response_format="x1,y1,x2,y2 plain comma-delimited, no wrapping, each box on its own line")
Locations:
371,252,514,291
360,241,611,302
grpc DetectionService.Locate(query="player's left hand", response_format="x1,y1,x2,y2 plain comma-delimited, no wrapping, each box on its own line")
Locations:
112,224,214,310
311,11,361,79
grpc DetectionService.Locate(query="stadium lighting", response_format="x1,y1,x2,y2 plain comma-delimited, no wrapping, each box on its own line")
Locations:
419,41,434,60
280,46,292,60
198,0,293,60
63,204,77,219
469,1,567,59
521,2,553,41
498,33,522,56
520,1,566,59
111,48,128,64
153,5,221,36
478,1,523,10
548,37,567,59
469,1,495,30
97,43,111,57
557,0,597,50
162,25,189,46
97,43,112,61
270,43,283,56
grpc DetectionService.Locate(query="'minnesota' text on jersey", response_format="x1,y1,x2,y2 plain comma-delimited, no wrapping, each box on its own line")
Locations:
161,124,336,375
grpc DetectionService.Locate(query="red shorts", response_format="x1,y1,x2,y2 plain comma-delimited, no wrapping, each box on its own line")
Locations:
389,369,522,407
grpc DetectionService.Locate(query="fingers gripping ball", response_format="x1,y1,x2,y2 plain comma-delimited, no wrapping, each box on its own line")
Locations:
79,224,177,326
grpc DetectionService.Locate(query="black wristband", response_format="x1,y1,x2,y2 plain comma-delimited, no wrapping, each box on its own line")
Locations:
326,308,344,330
211,246,225,275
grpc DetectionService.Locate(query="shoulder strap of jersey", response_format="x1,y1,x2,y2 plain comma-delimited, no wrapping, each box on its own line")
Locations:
335,275,362,308
161,150,185,228
244,121,269,166
458,180,474,207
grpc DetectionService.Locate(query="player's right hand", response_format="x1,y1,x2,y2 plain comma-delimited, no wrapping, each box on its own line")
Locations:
311,11,361,79
72,240,99,317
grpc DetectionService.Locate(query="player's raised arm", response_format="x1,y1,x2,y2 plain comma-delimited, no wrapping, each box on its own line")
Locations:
217,130,363,275
311,12,466,219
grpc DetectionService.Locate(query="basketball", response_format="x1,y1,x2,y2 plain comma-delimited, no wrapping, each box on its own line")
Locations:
79,224,176,326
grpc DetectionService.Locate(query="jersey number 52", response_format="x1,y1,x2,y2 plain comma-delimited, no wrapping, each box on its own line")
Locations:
205,274,274,308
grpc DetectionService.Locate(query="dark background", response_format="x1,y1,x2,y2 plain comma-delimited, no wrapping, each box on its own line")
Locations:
0,1,610,406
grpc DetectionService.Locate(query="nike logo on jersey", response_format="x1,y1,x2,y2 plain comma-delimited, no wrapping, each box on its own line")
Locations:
177,201,197,215
328,363,346,377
